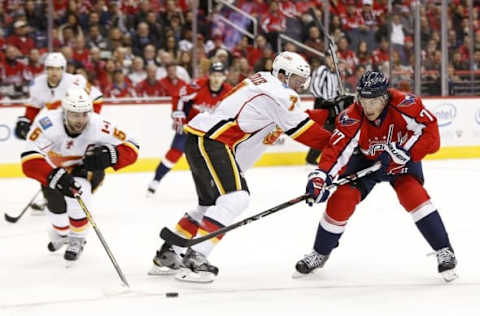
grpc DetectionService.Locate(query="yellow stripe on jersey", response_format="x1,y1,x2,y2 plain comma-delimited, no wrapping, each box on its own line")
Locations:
210,121,237,140
225,144,241,190
175,224,194,239
290,119,315,139
70,224,88,233
198,136,226,195
93,97,104,104
21,153,44,164
184,125,206,136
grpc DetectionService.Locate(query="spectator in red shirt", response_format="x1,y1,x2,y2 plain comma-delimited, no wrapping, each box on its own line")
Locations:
0,45,28,99
247,34,269,67
24,48,44,82
104,69,136,98
372,37,390,69
72,36,90,67
337,36,357,75
304,26,325,62
261,1,287,52
136,63,167,97
6,20,36,56
159,62,187,97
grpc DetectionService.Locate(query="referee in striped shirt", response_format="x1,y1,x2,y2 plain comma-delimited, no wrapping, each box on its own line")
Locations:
306,52,353,166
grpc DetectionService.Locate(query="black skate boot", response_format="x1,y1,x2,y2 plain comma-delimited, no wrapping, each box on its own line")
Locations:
64,236,86,261
175,248,219,283
434,246,458,282
295,250,329,276
148,243,184,275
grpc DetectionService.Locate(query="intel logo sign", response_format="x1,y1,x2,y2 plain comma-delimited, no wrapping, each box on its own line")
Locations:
475,109,480,125
434,103,456,127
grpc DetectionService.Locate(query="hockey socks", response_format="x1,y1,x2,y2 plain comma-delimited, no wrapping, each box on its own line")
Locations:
313,222,343,256
415,210,451,251
153,148,183,181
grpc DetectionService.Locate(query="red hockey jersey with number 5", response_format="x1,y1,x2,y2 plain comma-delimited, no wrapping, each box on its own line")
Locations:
318,88,440,178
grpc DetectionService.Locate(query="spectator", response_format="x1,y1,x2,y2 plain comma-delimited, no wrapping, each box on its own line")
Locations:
358,0,378,50
356,40,373,69
345,64,366,92
24,48,44,82
58,13,84,43
247,34,269,68
143,44,159,66
304,26,325,61
178,50,194,80
131,21,155,56
213,49,230,68
106,27,124,51
72,37,90,67
165,35,181,63
372,37,390,70
128,56,147,87
145,10,165,49
6,19,35,56
104,69,136,98
24,0,46,31
98,58,117,92
87,23,109,51
157,51,191,83
261,1,287,52
451,51,469,71
0,45,28,99
136,63,167,97
337,36,357,75
390,14,407,64
472,50,480,71
159,63,187,97
341,0,364,50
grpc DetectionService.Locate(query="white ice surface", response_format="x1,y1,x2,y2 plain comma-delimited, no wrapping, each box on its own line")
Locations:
1,159,479,316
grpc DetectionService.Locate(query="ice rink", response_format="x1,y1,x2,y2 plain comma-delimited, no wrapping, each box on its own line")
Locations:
1,159,479,316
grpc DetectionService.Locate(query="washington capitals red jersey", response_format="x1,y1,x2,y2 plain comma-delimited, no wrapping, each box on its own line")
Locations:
319,89,440,177
174,77,232,122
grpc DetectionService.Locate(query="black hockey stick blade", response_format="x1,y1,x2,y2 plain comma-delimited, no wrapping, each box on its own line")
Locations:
160,194,309,247
4,189,42,223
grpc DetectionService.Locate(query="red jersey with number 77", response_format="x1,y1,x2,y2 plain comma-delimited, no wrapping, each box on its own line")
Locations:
318,88,440,178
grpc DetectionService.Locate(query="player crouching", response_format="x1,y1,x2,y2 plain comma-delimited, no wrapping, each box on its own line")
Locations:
21,88,139,262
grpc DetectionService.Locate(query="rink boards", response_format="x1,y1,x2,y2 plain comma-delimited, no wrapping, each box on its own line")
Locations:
1,96,479,178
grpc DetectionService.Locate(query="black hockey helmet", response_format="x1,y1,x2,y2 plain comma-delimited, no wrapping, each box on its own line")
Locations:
357,71,389,98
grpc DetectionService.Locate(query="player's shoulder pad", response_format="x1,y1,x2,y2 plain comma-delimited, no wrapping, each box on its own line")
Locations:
389,89,423,117
336,103,362,137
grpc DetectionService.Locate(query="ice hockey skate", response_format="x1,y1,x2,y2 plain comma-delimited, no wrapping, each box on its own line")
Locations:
433,246,458,282
148,243,184,276
293,250,329,278
64,236,86,262
146,180,160,198
47,229,68,252
175,248,219,283
31,196,47,214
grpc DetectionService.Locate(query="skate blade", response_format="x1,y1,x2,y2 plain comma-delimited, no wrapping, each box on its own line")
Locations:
174,268,215,283
441,269,458,283
65,260,77,269
148,264,178,276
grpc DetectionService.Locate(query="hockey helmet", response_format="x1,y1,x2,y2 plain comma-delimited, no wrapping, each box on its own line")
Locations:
209,62,226,74
45,52,67,69
272,51,311,90
357,71,389,98
62,88,92,113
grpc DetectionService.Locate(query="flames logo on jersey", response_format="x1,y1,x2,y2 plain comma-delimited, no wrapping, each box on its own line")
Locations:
338,112,359,126
398,94,416,107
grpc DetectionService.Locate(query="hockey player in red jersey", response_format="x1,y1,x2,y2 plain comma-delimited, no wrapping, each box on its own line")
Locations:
149,52,331,283
296,71,457,282
21,88,139,262
146,62,232,196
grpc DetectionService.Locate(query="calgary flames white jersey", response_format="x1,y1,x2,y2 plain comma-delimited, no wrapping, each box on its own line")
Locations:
23,109,138,169
185,72,330,170
27,73,87,110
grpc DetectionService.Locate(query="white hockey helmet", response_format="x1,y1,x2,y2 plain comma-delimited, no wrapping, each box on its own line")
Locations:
45,52,67,69
272,51,311,90
62,88,92,113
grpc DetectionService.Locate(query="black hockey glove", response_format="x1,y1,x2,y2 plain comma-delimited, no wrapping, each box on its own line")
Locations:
316,95,355,116
14,116,32,140
47,168,82,198
83,144,118,171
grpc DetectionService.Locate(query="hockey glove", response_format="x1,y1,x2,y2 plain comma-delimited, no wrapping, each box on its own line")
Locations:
171,110,187,134
47,168,82,198
14,116,32,140
306,169,333,206
384,142,410,165
83,144,118,171
316,95,355,116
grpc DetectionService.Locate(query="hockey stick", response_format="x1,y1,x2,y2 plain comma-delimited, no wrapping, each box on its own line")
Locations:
74,193,130,287
308,7,346,95
4,189,42,223
160,162,382,247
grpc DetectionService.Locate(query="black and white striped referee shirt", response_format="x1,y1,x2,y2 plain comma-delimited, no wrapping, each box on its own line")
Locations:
309,65,339,100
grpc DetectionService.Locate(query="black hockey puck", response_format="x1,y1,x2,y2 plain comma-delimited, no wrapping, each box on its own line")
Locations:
165,292,179,298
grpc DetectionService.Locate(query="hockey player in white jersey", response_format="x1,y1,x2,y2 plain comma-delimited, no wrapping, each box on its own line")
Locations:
21,88,139,261
149,51,332,283
14,52,103,211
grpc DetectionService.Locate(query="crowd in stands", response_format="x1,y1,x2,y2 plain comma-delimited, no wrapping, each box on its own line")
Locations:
0,0,479,101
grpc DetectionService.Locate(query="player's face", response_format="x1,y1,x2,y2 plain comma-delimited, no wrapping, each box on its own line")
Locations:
47,66,63,86
358,96,386,121
288,74,307,93
65,111,89,134
208,72,226,91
